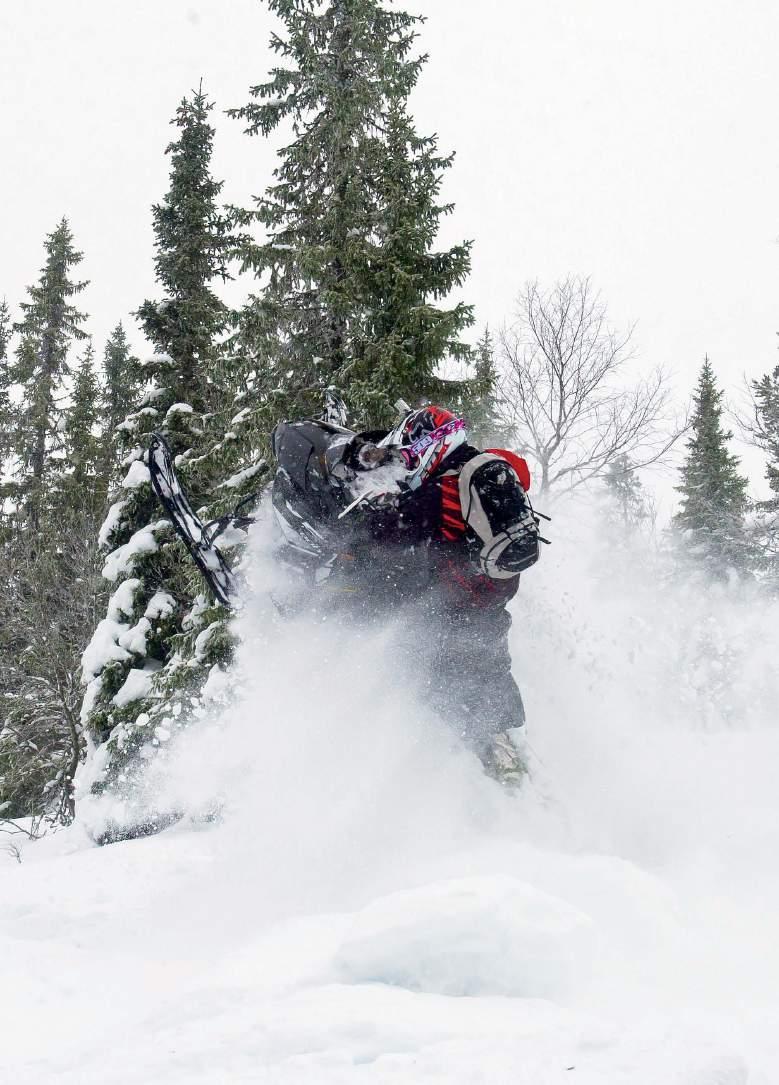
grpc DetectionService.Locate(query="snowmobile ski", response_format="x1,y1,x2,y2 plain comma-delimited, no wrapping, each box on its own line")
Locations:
148,433,244,607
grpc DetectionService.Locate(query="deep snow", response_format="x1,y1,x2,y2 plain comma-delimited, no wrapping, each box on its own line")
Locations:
2,501,778,1084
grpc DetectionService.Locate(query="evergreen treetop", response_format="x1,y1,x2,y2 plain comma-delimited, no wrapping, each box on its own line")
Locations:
99,322,143,492
102,323,142,437
745,364,779,584
230,0,473,429
750,365,779,510
674,356,749,577
0,299,12,460
10,218,89,530
346,101,473,421
0,300,10,359
450,326,507,447
137,85,232,415
64,341,102,505
603,454,654,537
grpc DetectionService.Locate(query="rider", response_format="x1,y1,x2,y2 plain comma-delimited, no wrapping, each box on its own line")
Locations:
333,405,541,784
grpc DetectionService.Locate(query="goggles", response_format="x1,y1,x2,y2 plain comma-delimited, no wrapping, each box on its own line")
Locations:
399,417,465,467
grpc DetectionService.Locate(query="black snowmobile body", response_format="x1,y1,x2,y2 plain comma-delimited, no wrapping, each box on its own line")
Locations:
148,422,367,606
148,419,425,605
270,419,358,568
271,419,441,603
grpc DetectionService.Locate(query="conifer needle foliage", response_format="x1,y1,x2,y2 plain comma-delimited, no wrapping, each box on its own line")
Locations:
230,0,474,430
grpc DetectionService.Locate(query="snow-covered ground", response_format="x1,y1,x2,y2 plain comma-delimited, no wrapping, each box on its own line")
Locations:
3,504,778,1084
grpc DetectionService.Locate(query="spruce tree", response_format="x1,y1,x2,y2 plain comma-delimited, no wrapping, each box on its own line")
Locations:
99,322,143,488
674,357,750,578
747,364,779,581
102,324,142,442
346,101,473,421
81,87,253,816
603,454,653,537
0,299,10,358
752,366,779,500
0,299,12,461
62,341,103,510
230,0,473,430
9,219,88,531
450,326,506,447
137,85,231,414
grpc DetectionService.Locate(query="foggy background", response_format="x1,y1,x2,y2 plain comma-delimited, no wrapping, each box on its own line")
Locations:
3,0,777,491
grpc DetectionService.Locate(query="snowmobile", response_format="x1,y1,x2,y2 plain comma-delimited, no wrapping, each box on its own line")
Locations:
148,418,394,607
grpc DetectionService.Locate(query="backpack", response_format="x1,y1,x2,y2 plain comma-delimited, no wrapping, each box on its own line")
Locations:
455,452,539,579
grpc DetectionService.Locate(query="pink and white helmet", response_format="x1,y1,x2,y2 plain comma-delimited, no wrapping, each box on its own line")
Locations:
380,406,467,490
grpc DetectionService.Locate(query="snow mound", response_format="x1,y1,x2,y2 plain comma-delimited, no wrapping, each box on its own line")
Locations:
13,495,779,1082
680,1055,750,1085
334,875,595,999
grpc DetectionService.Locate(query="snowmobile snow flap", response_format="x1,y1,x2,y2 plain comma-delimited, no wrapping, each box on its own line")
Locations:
148,433,240,607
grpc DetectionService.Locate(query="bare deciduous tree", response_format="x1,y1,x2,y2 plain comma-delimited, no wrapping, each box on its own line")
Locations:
497,276,681,497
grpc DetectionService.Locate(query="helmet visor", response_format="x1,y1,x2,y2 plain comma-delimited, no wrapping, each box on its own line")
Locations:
399,417,465,468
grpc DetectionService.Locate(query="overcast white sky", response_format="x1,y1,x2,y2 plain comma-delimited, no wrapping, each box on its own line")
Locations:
2,0,778,487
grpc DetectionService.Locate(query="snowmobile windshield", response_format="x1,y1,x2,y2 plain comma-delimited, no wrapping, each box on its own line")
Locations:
324,434,355,480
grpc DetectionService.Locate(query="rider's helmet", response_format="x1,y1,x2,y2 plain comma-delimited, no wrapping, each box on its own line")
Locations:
379,405,468,490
